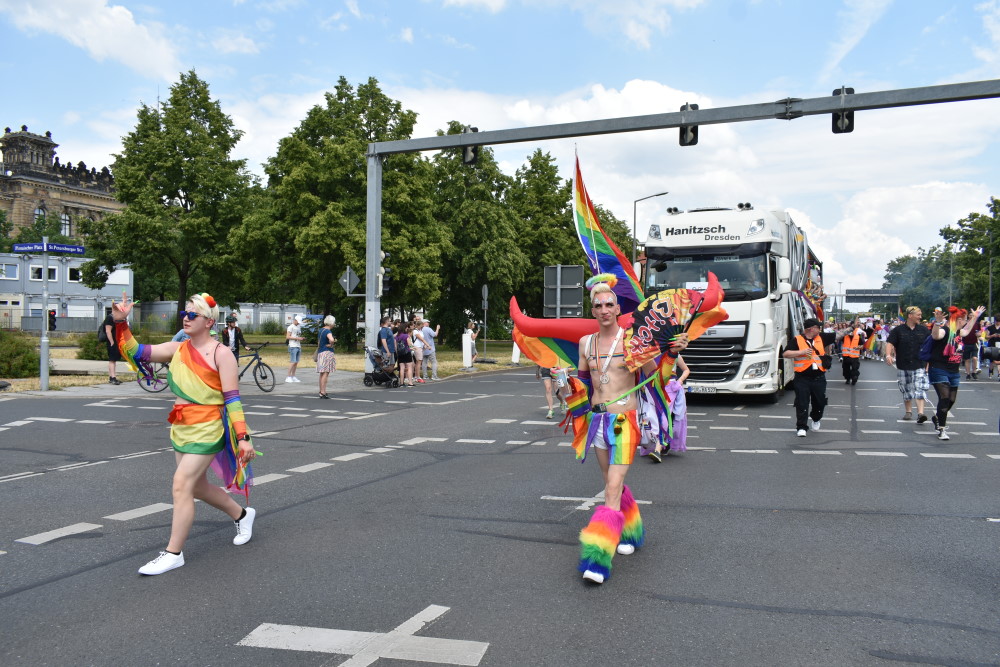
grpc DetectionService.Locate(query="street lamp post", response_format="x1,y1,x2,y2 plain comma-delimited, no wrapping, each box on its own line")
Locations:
632,191,670,265
838,281,843,322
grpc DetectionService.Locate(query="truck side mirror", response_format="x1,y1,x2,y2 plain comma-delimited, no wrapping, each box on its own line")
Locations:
776,257,791,282
775,283,792,295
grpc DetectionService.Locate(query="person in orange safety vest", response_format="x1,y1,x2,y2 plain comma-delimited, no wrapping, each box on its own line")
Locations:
783,318,829,438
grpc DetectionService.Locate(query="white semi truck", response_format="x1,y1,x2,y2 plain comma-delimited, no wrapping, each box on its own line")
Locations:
641,204,824,401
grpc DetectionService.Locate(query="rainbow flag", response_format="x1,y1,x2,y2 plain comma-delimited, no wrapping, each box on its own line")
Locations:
573,157,644,314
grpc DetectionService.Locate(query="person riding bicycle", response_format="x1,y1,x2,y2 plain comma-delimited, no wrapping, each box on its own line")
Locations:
221,314,251,362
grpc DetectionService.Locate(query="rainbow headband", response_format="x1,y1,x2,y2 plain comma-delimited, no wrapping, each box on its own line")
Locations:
586,273,618,291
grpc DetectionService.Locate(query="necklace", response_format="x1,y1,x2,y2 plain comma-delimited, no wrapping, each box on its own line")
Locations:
597,327,624,385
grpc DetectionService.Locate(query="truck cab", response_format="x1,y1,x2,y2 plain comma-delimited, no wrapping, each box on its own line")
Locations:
642,205,821,401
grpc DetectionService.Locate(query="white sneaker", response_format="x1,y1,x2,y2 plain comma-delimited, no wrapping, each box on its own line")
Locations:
796,429,807,437
809,419,821,432
616,543,635,555
292,377,302,383
581,569,605,584
138,550,184,575
285,377,294,383
937,428,950,441
233,507,256,545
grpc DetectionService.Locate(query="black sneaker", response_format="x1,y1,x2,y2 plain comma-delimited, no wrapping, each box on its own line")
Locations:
931,414,939,431
109,377,122,385
916,414,928,424
648,450,662,463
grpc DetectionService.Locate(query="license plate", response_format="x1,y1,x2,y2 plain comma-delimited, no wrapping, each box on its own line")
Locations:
688,385,717,394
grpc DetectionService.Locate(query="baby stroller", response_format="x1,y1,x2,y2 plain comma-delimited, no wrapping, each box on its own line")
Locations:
363,346,400,388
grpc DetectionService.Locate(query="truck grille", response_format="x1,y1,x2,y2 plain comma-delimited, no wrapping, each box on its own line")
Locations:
682,340,745,382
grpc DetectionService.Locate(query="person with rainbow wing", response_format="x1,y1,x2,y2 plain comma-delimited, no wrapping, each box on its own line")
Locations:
112,292,259,576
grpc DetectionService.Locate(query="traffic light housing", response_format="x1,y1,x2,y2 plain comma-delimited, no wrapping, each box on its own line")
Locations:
832,87,855,133
679,103,699,146
377,251,391,298
461,125,479,165
48,309,56,331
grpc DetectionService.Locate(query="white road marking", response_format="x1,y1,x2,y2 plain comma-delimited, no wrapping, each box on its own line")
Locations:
398,437,447,446
521,420,555,425
970,432,1000,436
947,421,986,425
486,419,516,423
988,455,1000,459
316,415,348,420
253,431,280,437
861,430,902,434
731,449,778,453
332,453,371,462
856,451,907,457
792,450,842,455
287,462,334,473
238,605,488,666
27,417,74,422
243,411,274,416
48,461,108,471
686,446,716,451
541,490,652,511
456,439,495,444
3,420,32,426
759,428,793,432
17,523,103,545
0,471,44,483
350,413,386,420
252,473,291,485
505,440,530,444
710,426,749,431
920,453,975,459
760,415,791,419
104,503,173,521
366,447,394,453
280,407,308,411
557,442,572,447
279,413,311,418
77,420,114,424
530,441,547,446
855,418,885,422
115,451,162,460
718,413,748,418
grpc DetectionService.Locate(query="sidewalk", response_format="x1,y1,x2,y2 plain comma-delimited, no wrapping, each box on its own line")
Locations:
12,358,367,399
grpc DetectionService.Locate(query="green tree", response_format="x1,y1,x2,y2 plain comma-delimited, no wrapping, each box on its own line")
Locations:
230,77,443,328
508,150,580,316
430,121,530,341
10,211,78,246
0,209,13,253
79,70,253,319
941,196,1000,311
882,245,955,313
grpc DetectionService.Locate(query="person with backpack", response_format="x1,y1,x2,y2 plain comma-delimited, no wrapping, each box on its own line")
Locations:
885,306,931,423
100,310,122,385
926,305,986,441
395,322,415,386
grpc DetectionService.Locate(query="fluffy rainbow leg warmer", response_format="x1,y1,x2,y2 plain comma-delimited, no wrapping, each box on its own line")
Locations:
619,485,645,550
578,505,624,581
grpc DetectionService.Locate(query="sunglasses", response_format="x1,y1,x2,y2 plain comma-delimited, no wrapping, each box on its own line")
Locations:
178,310,202,321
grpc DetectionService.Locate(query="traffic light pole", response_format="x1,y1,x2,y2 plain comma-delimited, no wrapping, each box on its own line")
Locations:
364,156,384,374
363,79,1000,350
40,236,50,391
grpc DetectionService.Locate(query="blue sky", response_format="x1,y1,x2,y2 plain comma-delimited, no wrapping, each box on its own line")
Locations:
2,0,1000,305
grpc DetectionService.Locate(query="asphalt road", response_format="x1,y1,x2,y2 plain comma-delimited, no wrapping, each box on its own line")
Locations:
1,361,998,666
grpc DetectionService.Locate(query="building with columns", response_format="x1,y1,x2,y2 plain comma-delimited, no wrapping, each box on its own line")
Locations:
0,125,123,237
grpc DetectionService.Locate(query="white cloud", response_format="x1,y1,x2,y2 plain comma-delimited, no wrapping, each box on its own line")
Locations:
817,0,893,84
401,27,414,43
345,0,362,19
212,31,261,55
442,0,507,12
972,0,1000,68
0,0,181,81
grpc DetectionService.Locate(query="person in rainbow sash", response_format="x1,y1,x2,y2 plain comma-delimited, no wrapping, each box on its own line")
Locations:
112,292,258,576
565,279,688,584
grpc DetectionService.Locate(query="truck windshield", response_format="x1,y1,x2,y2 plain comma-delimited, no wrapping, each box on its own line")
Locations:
645,251,769,302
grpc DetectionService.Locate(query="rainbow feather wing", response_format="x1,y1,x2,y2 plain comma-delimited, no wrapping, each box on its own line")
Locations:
510,296,633,370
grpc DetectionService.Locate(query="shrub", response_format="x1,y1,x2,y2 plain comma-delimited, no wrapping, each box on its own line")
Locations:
77,332,109,361
258,319,283,335
0,331,41,378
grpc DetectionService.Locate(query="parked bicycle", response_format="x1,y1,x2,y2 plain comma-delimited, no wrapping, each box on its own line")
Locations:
137,342,276,393
238,342,276,392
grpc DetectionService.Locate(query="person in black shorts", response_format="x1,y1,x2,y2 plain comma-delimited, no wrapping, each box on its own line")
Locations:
102,310,122,384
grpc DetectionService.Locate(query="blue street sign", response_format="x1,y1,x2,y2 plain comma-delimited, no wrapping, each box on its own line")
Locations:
12,242,85,254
